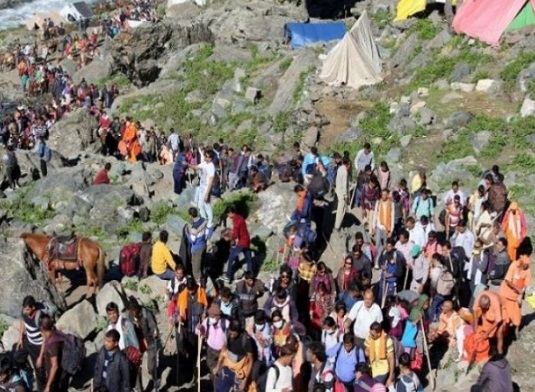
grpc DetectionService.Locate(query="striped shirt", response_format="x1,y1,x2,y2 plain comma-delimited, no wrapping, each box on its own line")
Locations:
22,307,43,346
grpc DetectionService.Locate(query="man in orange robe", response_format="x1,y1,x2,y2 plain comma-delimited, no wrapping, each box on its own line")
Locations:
472,290,505,354
500,237,532,337
501,202,527,262
122,119,141,163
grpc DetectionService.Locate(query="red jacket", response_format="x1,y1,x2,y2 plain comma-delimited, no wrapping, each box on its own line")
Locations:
231,214,250,249
93,168,110,185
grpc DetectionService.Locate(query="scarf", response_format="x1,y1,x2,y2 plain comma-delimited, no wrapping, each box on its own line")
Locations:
409,294,429,322
378,199,393,232
177,288,208,322
273,296,291,323
368,331,387,362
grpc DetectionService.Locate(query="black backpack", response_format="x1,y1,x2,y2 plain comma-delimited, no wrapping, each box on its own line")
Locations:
256,364,280,392
60,333,86,375
307,171,329,199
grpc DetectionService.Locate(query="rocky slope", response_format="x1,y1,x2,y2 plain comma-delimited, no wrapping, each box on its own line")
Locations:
1,0,535,390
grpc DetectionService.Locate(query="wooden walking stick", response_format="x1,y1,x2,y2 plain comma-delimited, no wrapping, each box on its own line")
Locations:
420,318,436,391
403,265,409,291
381,274,388,309
197,333,202,392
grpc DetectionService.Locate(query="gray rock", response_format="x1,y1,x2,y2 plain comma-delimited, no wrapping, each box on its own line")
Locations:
1,321,20,352
139,276,168,301
96,281,127,316
185,90,203,104
451,82,475,92
245,87,261,104
388,116,417,135
451,63,471,82
386,148,402,163
47,109,99,159
110,21,213,87
525,134,535,145
521,97,535,117
0,238,65,318
446,112,474,128
427,28,452,49
303,126,319,148
164,214,187,234
400,135,413,147
336,127,362,143
391,33,419,69
419,108,435,125
253,184,295,233
56,300,98,339
517,63,535,93
268,49,318,115
475,79,502,94
469,131,492,154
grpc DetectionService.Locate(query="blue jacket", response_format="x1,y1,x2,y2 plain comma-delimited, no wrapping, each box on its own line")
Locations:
187,217,208,254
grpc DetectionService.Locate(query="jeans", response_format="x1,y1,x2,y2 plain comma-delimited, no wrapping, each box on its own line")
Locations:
226,246,253,279
157,269,175,280
197,187,214,228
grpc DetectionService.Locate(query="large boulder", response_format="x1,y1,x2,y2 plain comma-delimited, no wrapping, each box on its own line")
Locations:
0,238,65,318
253,183,295,233
47,109,99,159
110,21,213,87
56,300,99,339
139,276,168,301
96,281,127,316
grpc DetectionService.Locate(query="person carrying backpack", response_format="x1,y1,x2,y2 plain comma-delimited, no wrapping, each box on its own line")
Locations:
364,322,395,387
39,315,69,392
0,355,29,392
326,333,366,391
263,344,295,392
197,303,229,391
395,353,424,392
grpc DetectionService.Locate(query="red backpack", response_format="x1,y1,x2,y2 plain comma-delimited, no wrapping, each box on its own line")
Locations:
119,243,141,277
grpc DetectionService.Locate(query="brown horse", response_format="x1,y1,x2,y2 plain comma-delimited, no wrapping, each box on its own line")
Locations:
20,233,107,295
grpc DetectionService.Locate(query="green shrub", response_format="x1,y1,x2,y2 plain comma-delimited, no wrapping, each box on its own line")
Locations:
512,152,535,171
0,197,55,225
409,20,438,40
212,191,258,221
151,203,185,225
279,58,293,72
500,51,535,86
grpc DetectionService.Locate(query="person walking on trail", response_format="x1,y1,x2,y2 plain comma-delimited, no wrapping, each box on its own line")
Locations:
470,345,513,392
40,315,69,392
184,207,208,282
344,289,383,344
395,352,424,392
197,303,229,391
364,322,395,386
501,201,528,262
265,344,295,392
127,297,159,390
93,330,131,392
188,148,216,239
354,142,375,174
334,157,350,234
500,237,532,338
223,205,253,283
373,189,395,268
17,296,47,391
151,230,177,280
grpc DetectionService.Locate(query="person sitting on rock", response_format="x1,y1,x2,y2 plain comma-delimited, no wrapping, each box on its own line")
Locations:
428,300,465,360
93,162,111,185
150,230,177,280
248,165,267,193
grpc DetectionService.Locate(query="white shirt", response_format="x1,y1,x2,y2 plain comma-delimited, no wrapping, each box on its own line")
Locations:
451,229,475,258
408,225,426,248
168,133,180,151
416,221,435,241
354,149,375,173
266,361,293,392
321,330,342,357
443,189,467,207
198,161,215,189
107,315,126,350
347,301,383,339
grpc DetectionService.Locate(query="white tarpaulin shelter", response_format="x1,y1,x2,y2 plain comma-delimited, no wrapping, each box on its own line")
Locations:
319,11,383,89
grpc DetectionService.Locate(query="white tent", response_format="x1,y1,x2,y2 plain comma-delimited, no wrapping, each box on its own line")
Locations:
319,11,383,89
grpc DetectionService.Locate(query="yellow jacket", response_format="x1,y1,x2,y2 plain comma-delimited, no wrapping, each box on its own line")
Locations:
151,241,176,274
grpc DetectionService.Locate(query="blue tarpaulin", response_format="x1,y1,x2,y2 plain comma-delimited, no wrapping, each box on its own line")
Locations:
285,22,346,49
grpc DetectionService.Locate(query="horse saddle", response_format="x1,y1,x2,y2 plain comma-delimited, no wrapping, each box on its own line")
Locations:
48,234,79,261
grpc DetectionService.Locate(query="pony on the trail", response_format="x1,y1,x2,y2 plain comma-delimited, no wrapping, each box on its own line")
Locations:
20,232,107,295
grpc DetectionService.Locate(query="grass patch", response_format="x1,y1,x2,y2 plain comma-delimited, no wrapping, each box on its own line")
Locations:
213,190,258,221
97,73,132,89
508,184,531,199
274,112,290,133
500,51,535,88
438,130,473,161
279,58,293,72
0,190,55,225
262,258,281,274
511,152,535,172
293,70,308,105
151,203,187,225
409,20,438,40
463,165,482,178
471,71,491,83
123,279,139,291
371,9,391,29
115,218,145,240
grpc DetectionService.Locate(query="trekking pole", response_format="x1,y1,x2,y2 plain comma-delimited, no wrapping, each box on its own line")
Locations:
197,333,202,392
420,318,436,391
176,321,182,387
403,265,409,291
381,274,388,309
349,182,357,210
90,379,94,392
